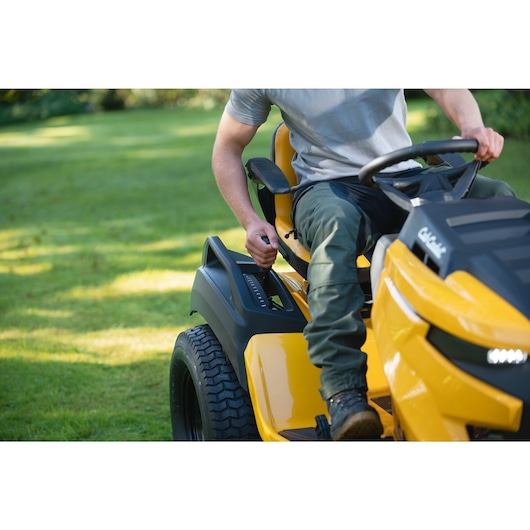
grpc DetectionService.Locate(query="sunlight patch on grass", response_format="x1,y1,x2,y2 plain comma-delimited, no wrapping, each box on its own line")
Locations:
170,123,220,137
0,227,81,259
138,239,189,252
0,244,79,260
214,226,248,253
110,270,196,293
406,108,428,132
0,327,185,366
0,328,87,358
76,326,181,362
0,262,52,275
0,325,185,365
21,308,73,319
67,270,196,300
0,326,180,365
0,126,92,147
173,252,204,268
136,238,204,267
0,228,30,246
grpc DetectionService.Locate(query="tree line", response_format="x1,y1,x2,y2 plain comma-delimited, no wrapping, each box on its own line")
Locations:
0,89,230,125
1,89,528,139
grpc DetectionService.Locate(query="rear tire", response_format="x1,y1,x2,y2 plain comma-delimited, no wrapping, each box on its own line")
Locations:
169,324,260,440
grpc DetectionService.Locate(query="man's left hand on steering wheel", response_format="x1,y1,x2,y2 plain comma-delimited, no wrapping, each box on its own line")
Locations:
456,126,504,163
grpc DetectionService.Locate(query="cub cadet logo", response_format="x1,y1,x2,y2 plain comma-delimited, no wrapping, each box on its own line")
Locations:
418,227,447,259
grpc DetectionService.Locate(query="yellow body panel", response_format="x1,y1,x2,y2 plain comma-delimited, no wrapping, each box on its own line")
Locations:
245,268,393,440
245,324,394,441
373,240,526,440
386,240,530,348
245,333,324,441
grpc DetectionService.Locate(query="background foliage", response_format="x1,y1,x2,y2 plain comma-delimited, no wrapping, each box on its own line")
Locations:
0,89,231,125
422,89,530,140
1,89,529,139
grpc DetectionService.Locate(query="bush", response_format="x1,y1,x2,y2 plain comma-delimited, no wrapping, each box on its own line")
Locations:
0,90,90,125
475,90,530,140
425,89,530,140
0,89,231,126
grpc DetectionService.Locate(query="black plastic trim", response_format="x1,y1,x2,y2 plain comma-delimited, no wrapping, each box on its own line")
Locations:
190,236,307,390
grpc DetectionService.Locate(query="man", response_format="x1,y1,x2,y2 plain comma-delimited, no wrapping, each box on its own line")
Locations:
211,89,514,441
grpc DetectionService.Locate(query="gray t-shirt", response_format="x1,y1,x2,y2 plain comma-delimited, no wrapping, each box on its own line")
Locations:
225,89,420,189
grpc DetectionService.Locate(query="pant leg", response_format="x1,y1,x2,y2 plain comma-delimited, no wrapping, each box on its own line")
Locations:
294,182,369,400
469,174,517,198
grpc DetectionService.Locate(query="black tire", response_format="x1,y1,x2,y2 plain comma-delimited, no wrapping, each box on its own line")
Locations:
169,324,260,441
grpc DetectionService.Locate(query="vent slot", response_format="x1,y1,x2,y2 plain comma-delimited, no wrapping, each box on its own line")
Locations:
412,242,440,275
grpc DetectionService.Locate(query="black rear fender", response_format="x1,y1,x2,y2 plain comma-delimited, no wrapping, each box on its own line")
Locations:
190,236,307,390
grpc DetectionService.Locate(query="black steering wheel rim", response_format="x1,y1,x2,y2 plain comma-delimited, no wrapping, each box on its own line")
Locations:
358,139,479,186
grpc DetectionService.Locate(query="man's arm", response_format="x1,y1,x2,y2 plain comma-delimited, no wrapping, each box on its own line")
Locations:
423,89,504,162
211,110,279,268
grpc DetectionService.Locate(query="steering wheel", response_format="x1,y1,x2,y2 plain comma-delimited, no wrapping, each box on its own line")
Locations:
358,139,482,211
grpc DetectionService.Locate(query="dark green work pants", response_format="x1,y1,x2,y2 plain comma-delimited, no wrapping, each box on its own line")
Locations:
293,172,516,401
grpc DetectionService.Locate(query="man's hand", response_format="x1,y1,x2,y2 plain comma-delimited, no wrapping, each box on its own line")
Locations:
245,220,279,268
454,126,504,163
424,90,504,163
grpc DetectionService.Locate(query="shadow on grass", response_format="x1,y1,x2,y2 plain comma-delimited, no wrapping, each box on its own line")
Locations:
0,355,173,441
0,106,280,440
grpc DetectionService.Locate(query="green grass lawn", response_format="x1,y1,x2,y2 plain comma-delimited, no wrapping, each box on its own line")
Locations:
1,99,528,441
0,106,283,440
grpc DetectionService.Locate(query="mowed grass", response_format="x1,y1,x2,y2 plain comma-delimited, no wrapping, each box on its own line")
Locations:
0,106,282,440
0,99,528,441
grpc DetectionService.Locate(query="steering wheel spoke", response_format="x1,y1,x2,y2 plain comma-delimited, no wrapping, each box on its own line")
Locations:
361,139,481,210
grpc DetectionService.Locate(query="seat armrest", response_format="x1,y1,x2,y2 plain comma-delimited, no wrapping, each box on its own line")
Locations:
246,157,292,194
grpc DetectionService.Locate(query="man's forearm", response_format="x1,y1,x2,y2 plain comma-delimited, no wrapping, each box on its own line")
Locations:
423,89,503,161
212,150,262,230
211,112,279,266
424,89,484,133
211,111,264,230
